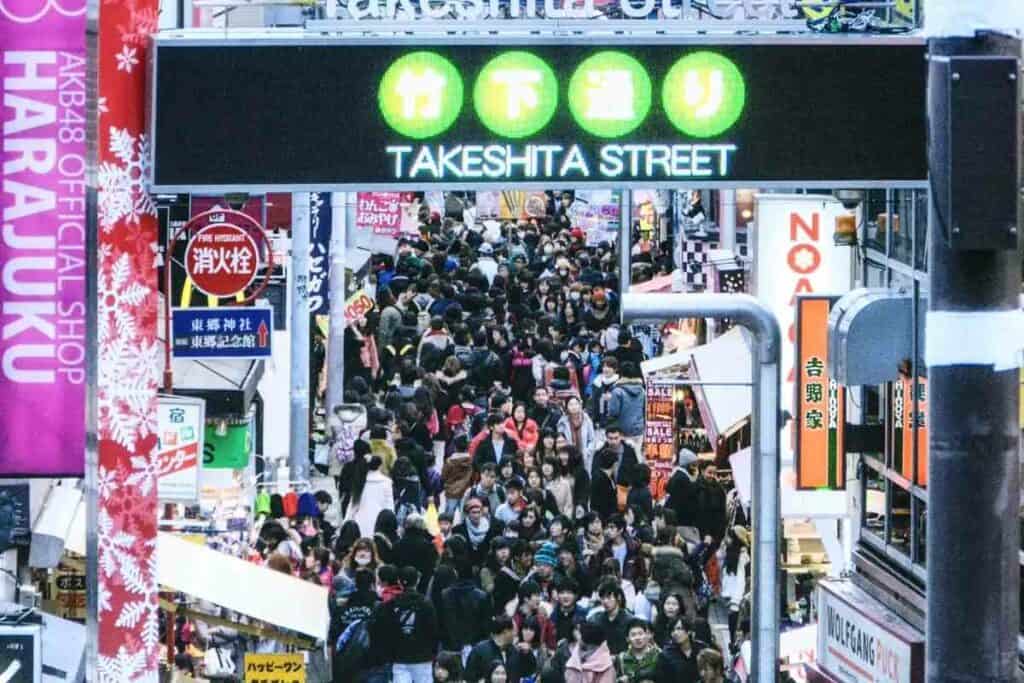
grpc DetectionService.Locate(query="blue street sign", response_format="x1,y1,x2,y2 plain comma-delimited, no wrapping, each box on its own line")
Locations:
172,307,273,359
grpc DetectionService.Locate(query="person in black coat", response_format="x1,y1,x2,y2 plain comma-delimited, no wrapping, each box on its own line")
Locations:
393,513,439,594
590,448,620,522
665,449,700,530
694,461,728,542
601,425,640,486
474,414,520,472
464,616,536,683
654,618,700,683
439,572,493,653
368,567,440,672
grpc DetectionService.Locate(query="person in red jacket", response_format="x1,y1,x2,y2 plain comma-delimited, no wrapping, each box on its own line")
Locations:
513,580,557,651
504,402,539,452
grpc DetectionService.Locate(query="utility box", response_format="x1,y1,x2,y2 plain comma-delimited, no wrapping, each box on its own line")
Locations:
930,54,1020,251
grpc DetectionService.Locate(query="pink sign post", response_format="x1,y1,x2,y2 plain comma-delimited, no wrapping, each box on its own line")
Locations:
0,0,88,475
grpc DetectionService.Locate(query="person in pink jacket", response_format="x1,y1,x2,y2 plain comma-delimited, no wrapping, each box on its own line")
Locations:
565,622,616,683
504,402,540,452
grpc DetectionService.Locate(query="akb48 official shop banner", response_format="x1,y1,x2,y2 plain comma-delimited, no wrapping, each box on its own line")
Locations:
0,0,87,476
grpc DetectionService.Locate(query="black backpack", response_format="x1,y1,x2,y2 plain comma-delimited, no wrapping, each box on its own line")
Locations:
333,618,371,678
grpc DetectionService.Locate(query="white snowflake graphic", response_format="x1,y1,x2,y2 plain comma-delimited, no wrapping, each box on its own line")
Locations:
115,541,160,654
98,96,109,115
97,509,136,583
125,455,160,496
116,46,139,73
97,645,150,683
97,465,119,501
98,127,156,233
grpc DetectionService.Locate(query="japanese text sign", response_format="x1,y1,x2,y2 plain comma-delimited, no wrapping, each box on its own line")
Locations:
344,291,375,325
892,376,927,487
244,653,305,683
356,192,403,235
644,381,676,499
172,307,272,359
157,396,205,501
795,296,846,489
185,223,260,298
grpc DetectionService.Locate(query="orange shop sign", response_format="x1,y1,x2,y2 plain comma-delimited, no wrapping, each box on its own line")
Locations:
795,296,845,489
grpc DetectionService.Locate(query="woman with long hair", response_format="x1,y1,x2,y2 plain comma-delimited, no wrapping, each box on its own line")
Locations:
536,430,559,463
720,526,750,647
557,445,590,518
651,593,684,647
345,455,393,538
332,520,362,563
557,396,598,473
341,537,380,579
503,401,539,453
542,457,572,519
372,509,400,565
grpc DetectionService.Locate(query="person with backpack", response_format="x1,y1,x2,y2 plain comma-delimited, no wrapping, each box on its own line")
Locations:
369,566,440,683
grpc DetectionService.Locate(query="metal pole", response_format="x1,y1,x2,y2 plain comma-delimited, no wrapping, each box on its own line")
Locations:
720,189,737,252
618,189,631,301
621,292,780,682
925,25,1021,682
290,193,311,481
325,192,347,415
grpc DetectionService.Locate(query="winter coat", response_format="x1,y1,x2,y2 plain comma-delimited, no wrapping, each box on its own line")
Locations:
439,579,493,650
589,470,618,521
393,528,439,593
504,417,540,451
376,305,403,350
546,477,574,519
592,538,646,588
665,468,698,529
606,379,646,438
654,642,699,683
558,413,599,473
549,603,588,645
461,482,506,517
441,453,475,501
368,590,439,664
616,645,661,683
465,639,536,683
530,403,564,435
346,471,394,538
695,476,728,541
474,436,519,472
565,642,616,683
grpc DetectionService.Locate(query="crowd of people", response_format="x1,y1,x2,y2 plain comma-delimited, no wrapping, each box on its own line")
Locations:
249,195,757,683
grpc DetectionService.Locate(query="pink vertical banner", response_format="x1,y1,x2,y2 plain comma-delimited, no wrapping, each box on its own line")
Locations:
0,0,88,474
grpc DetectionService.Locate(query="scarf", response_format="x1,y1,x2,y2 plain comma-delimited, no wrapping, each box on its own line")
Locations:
569,414,584,450
466,515,491,547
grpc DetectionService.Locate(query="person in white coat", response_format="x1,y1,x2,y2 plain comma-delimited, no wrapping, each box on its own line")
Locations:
346,456,394,538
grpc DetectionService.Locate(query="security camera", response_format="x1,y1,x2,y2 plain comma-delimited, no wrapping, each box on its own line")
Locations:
833,189,864,211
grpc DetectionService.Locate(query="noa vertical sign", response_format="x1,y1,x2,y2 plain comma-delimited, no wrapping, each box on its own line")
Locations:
0,0,87,475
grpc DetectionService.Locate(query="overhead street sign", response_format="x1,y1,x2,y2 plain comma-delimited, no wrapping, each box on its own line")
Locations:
172,307,273,359
151,37,928,190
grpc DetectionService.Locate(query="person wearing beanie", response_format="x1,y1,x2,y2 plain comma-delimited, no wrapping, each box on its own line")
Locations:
566,621,615,683
526,541,559,596
665,449,700,531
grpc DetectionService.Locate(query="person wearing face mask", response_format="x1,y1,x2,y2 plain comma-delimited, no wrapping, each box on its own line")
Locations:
342,538,380,579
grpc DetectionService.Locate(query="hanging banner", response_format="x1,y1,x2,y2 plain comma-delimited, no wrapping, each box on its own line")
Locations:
644,381,676,499
0,0,87,476
754,195,852,454
157,396,205,502
892,376,928,487
571,190,621,246
308,193,331,314
795,296,846,490
204,420,252,470
356,191,403,235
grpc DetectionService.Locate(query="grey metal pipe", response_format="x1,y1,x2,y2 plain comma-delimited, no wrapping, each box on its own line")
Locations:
325,192,347,416
621,292,781,682
618,189,631,300
289,192,311,481
719,189,737,252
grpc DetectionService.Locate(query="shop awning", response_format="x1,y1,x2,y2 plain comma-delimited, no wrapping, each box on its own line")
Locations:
157,533,329,641
688,327,753,442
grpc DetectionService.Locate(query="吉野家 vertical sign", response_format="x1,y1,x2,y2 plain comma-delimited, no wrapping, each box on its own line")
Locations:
0,0,87,476
795,296,846,489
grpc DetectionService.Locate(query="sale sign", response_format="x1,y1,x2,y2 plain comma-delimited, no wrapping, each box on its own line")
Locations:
344,291,375,324
644,381,676,499
157,396,205,501
185,223,260,297
356,192,403,235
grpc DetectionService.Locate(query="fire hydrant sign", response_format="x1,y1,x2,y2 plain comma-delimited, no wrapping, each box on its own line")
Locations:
172,307,273,359
185,223,260,297
244,653,305,683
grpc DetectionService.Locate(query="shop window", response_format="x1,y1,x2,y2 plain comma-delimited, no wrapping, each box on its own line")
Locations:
889,190,913,266
863,190,888,253
889,485,912,558
863,464,886,542
913,190,928,272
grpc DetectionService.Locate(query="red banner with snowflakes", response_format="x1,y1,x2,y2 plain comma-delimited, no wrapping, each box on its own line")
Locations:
97,0,160,678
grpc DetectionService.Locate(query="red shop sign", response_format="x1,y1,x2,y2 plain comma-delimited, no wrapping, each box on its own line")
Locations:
185,223,260,298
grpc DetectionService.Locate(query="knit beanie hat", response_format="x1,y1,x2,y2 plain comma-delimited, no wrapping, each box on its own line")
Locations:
269,494,285,519
254,490,271,517
533,541,558,568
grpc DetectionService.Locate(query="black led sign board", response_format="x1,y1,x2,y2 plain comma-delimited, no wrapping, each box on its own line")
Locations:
150,38,927,190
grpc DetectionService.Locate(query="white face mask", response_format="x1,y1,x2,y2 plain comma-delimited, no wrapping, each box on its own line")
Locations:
570,292,581,301
355,553,372,566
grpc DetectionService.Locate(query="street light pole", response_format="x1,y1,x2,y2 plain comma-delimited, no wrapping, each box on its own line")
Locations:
289,193,311,481
925,4,1022,679
325,192,347,415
